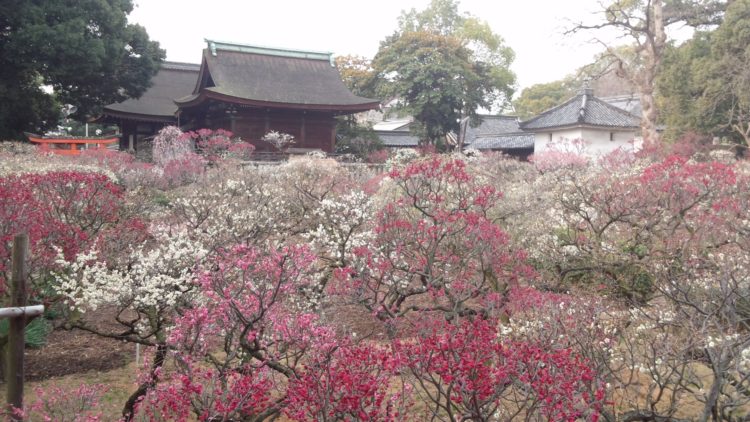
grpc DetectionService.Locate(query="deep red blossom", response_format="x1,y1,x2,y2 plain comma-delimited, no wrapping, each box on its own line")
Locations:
0,171,125,293
339,155,533,322
395,317,603,421
285,343,410,421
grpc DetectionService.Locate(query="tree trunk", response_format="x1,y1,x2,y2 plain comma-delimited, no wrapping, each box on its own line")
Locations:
121,343,168,421
640,0,665,145
639,84,660,145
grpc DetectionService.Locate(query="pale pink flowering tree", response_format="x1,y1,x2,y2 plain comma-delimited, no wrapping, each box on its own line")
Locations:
6,383,107,421
151,126,206,189
152,126,193,166
515,152,750,419
188,128,255,164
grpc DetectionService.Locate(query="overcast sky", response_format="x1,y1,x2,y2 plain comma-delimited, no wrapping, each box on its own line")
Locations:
128,0,615,93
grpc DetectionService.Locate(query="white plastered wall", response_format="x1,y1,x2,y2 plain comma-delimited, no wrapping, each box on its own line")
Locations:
533,127,639,156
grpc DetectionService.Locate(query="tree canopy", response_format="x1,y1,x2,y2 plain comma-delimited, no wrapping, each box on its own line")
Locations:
568,0,728,144
0,0,165,140
335,55,377,99
373,0,515,148
658,0,750,145
513,79,577,120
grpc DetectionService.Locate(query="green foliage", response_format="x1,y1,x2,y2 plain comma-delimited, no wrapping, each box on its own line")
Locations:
616,264,655,304
513,80,576,120
373,0,515,147
0,0,165,139
658,0,750,145
0,317,52,349
657,35,717,140
334,55,378,98
334,117,383,160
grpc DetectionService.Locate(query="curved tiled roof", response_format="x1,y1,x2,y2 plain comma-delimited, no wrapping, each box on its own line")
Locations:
465,115,522,138
103,61,200,121
521,90,640,131
376,130,420,147
175,40,380,112
466,133,535,150
461,115,533,150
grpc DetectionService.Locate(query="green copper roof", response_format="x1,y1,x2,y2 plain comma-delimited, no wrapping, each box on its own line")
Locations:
205,39,335,66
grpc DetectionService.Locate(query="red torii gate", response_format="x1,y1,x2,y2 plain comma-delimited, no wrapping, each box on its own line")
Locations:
25,133,119,156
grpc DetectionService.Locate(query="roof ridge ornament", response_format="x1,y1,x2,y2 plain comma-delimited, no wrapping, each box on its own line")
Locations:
204,39,335,65
578,81,593,122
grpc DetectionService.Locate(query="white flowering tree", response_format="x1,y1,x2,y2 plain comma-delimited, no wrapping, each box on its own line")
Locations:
501,151,750,420
168,168,280,251
262,130,295,152
54,229,207,419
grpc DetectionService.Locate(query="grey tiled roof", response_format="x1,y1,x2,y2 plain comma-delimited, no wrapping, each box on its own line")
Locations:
375,115,532,150
176,41,379,110
162,61,202,72
103,61,200,121
465,115,522,139
521,91,640,130
376,131,419,147
466,133,535,150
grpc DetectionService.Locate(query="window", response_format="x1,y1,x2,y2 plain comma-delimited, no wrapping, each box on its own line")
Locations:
609,132,614,142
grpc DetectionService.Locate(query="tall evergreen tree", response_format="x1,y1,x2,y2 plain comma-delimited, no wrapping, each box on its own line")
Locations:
0,0,165,139
658,0,750,145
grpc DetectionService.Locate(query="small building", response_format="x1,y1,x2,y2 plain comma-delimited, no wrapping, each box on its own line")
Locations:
101,61,200,151
373,115,534,159
375,130,420,149
520,88,640,155
462,115,534,160
102,40,380,154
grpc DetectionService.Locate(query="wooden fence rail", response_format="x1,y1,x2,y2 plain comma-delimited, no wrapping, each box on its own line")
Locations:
3,233,43,421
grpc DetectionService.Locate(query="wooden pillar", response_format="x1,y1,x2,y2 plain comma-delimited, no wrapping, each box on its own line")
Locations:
128,134,134,152
330,117,336,153
7,234,28,420
300,114,306,148
264,111,270,133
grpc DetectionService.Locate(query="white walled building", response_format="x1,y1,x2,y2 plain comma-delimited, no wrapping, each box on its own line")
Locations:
372,88,642,159
520,88,641,156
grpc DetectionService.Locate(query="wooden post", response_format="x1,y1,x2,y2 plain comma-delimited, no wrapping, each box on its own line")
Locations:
300,114,306,147
7,233,28,420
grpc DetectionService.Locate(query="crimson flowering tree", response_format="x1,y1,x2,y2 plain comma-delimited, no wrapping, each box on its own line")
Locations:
159,243,324,420
133,363,275,421
0,171,125,293
395,317,603,421
338,156,532,324
140,240,418,421
284,343,411,421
